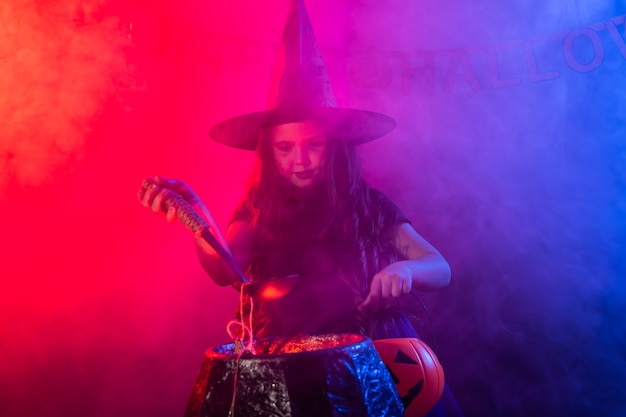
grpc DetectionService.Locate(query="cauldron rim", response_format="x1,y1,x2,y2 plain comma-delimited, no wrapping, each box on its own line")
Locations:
206,333,369,359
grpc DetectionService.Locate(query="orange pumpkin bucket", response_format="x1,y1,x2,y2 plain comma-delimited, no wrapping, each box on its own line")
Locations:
373,338,445,417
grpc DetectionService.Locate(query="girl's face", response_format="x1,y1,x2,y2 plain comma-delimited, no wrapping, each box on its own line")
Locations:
271,119,328,188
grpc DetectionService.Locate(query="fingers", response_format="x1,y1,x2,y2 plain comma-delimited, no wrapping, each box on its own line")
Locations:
380,274,393,300
359,270,412,313
138,179,178,222
166,205,177,222
358,294,371,313
358,275,387,313
390,274,405,297
155,175,199,206
361,275,382,311
150,188,167,213
154,175,177,188
139,180,160,208
402,279,411,295
137,178,155,202
139,176,178,208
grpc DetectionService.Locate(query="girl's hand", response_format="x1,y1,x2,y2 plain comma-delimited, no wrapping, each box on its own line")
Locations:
358,261,412,312
138,176,204,222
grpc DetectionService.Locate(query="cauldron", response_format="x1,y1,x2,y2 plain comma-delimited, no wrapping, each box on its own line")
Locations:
184,333,404,417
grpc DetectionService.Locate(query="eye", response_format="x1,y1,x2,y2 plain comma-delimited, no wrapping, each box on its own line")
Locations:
309,140,327,149
274,143,293,153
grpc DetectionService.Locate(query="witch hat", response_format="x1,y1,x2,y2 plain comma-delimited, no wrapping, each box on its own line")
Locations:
209,0,396,150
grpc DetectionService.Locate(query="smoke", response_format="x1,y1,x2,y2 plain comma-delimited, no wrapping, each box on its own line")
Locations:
345,1,626,416
0,0,131,189
2,1,626,417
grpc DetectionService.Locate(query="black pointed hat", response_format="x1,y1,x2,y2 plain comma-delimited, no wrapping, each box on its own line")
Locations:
209,0,396,150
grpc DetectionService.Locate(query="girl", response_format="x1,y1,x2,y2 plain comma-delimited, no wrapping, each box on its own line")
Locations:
139,117,450,340
140,2,464,414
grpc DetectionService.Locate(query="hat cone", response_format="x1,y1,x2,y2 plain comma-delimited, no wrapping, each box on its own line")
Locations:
210,0,395,150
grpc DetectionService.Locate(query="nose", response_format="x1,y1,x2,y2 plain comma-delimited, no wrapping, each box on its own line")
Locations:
294,145,311,167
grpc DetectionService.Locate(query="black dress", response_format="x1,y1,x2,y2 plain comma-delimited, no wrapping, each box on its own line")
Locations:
231,185,410,339
230,185,465,417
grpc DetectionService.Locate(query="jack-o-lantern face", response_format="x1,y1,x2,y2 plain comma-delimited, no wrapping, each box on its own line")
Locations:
373,338,445,417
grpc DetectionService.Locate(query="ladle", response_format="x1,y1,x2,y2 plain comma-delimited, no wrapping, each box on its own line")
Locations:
140,179,298,301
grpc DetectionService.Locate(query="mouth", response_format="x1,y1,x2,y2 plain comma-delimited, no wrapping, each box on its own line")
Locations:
294,170,315,180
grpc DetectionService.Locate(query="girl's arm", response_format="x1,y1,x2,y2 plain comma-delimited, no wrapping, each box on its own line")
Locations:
194,220,254,287
359,223,451,312
139,176,253,288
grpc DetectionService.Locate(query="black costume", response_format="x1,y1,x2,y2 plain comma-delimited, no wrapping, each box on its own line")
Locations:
229,183,465,417
231,184,418,340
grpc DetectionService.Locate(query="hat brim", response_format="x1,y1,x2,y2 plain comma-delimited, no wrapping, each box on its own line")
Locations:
209,107,396,150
